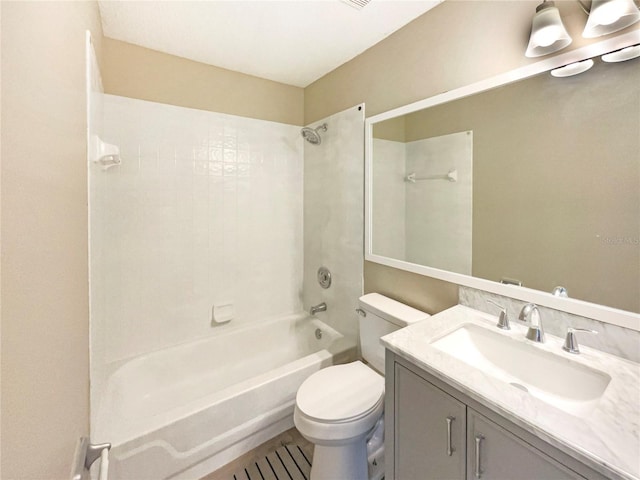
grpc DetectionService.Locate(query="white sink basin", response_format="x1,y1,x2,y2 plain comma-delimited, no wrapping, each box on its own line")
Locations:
431,324,611,417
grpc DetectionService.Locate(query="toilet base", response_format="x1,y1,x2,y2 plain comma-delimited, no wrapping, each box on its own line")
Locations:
310,434,368,480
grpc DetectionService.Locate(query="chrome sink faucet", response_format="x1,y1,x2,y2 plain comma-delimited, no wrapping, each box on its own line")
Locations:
310,302,327,315
518,303,545,343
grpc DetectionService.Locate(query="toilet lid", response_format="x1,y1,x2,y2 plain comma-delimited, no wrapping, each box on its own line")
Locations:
296,361,384,423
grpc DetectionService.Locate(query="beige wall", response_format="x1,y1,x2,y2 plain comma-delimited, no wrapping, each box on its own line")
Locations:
102,38,304,126
364,262,458,314
305,1,637,123
1,2,103,478
372,116,405,142
306,0,639,312
305,0,533,123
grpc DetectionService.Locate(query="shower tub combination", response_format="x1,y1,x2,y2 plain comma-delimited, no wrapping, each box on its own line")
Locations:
94,314,355,480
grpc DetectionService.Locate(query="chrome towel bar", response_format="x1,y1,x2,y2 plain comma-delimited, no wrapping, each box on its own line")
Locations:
71,437,111,480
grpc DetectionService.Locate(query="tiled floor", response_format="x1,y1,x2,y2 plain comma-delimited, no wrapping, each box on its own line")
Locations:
201,428,314,480
229,443,311,480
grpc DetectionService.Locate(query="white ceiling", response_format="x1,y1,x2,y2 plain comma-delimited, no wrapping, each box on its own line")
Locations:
98,0,442,88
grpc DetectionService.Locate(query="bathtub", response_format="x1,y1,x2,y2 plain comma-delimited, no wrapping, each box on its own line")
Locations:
93,313,355,480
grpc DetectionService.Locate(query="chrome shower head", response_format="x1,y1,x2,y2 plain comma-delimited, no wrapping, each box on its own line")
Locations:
301,123,328,145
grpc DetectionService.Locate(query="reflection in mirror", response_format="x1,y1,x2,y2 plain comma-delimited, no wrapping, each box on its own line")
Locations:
373,130,473,275
371,57,639,314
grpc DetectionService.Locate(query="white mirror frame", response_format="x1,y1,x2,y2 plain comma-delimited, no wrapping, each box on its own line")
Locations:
365,30,640,332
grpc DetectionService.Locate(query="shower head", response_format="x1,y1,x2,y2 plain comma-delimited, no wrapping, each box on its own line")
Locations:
301,123,328,145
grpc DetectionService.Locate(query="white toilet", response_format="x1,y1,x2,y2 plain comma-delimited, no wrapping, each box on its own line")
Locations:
294,293,429,480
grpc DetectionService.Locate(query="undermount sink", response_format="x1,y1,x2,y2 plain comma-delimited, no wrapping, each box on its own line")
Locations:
430,324,611,417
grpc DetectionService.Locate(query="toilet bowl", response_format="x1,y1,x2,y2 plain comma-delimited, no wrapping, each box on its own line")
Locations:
294,293,429,480
294,361,384,480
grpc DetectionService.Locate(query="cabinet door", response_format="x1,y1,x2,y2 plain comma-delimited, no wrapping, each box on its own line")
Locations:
395,364,466,480
467,409,583,480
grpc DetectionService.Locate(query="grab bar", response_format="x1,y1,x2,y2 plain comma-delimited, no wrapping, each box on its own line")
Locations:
405,169,458,183
71,437,111,480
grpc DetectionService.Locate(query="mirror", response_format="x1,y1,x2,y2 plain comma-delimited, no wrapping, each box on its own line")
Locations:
366,38,640,321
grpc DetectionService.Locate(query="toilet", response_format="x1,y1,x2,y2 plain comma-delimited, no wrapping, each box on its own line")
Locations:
294,293,430,480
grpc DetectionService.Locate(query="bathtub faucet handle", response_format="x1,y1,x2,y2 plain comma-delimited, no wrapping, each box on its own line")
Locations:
310,302,327,315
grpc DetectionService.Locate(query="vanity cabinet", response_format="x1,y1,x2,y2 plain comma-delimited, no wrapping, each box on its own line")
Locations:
395,362,466,479
388,354,608,480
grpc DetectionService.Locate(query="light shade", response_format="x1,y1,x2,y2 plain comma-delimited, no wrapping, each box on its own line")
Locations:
526,2,573,58
601,44,640,62
551,59,595,77
583,0,640,38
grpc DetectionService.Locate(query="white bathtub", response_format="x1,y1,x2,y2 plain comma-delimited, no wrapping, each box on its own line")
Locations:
93,313,355,480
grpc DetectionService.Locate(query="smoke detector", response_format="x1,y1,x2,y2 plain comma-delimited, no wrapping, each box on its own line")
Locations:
341,0,372,10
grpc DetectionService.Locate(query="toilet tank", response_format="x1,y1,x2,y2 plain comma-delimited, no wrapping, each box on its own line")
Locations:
358,293,430,373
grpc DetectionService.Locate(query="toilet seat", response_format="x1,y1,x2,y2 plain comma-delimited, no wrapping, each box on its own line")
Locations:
296,361,384,423
294,361,385,445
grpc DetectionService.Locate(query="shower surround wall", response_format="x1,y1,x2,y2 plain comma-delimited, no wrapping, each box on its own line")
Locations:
405,131,472,275
303,105,365,343
91,95,304,413
371,139,406,260
88,96,369,478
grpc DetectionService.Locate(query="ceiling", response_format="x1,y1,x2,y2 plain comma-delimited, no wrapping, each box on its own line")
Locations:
98,0,442,88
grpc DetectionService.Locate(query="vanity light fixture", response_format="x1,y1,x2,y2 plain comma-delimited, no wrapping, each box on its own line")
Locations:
550,58,595,77
601,43,640,61
582,0,640,38
525,1,573,57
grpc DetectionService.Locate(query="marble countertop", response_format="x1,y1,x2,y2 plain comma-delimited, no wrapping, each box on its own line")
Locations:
381,305,640,480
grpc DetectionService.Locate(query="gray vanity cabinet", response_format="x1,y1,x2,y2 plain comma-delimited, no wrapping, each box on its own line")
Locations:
395,362,466,479
467,409,580,480
387,354,606,480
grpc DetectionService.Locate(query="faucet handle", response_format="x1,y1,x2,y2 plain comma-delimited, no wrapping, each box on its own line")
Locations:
552,286,569,298
562,327,598,354
486,299,510,330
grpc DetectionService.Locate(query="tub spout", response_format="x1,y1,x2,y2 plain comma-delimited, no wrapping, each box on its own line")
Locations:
310,302,327,315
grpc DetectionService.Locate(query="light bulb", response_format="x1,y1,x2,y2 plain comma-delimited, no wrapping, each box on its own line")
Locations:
593,0,625,25
533,26,563,47
583,0,640,38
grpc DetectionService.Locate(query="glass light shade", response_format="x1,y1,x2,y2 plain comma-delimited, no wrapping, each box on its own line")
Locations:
583,0,640,38
526,2,573,58
601,44,640,62
550,59,595,77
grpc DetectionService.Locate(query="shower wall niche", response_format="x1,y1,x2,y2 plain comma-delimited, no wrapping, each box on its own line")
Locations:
90,95,304,376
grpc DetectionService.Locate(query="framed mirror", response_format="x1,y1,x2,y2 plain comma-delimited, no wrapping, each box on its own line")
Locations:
365,33,640,330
